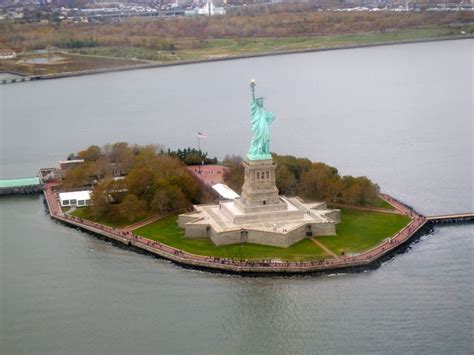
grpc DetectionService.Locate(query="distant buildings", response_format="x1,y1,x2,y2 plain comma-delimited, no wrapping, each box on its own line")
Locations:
0,50,16,59
185,0,225,16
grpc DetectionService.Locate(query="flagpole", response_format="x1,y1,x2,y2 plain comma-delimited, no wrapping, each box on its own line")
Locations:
197,133,201,174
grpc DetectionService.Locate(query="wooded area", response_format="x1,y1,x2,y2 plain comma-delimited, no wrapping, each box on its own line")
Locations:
1,10,472,51
62,143,201,224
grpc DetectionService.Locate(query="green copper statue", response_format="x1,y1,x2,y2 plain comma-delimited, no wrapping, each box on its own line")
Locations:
247,79,275,161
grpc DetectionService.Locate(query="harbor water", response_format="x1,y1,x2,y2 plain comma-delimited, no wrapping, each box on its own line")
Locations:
0,39,472,354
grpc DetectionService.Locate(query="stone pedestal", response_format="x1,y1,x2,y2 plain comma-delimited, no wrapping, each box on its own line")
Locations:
235,159,286,213
178,157,340,248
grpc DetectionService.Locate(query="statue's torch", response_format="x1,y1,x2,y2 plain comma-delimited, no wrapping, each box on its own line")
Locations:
250,79,256,101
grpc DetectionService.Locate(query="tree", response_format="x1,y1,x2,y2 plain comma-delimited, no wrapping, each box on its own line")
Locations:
184,152,202,165
62,163,92,188
77,145,101,162
90,178,113,218
119,194,146,223
150,184,187,214
276,165,296,195
223,155,244,193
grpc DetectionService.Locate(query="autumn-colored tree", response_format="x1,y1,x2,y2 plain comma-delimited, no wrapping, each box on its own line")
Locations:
90,177,113,218
119,194,146,223
150,183,187,214
223,155,244,193
276,165,297,195
77,145,101,162
62,163,92,189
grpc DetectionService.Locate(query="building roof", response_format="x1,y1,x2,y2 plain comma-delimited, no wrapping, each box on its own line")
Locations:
212,183,239,200
0,177,41,188
59,190,92,201
59,159,84,164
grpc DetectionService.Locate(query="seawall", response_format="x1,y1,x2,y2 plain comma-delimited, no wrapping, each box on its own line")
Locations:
43,183,463,275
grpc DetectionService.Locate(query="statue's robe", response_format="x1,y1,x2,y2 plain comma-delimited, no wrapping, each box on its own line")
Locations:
247,100,275,160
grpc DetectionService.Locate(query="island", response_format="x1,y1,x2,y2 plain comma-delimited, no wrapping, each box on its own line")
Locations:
29,81,471,274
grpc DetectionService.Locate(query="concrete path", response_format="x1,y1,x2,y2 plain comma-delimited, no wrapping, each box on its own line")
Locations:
329,202,402,215
122,214,162,232
309,237,339,258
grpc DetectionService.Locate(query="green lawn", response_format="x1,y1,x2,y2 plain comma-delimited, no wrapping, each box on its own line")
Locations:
318,208,410,256
133,208,410,261
70,207,152,229
133,214,327,261
370,197,395,210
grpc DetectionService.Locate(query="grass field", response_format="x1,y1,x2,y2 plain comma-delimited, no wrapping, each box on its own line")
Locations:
133,208,410,261
69,26,468,64
370,197,395,210
3,26,465,77
318,208,410,255
70,207,152,229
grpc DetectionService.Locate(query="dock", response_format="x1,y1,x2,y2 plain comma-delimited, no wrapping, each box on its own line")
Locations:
0,176,43,195
426,213,473,224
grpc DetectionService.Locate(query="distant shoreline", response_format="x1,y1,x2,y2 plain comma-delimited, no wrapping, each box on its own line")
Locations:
2,35,472,85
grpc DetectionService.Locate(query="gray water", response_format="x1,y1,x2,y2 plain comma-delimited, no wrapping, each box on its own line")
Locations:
1,40,473,354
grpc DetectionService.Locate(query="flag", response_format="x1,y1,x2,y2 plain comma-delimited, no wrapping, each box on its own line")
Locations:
198,132,208,139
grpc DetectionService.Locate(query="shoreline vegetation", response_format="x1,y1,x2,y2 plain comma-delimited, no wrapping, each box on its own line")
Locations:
1,9,473,79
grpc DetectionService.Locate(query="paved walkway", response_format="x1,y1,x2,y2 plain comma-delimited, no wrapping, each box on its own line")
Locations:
309,237,339,258
329,202,402,215
44,183,434,274
122,214,162,232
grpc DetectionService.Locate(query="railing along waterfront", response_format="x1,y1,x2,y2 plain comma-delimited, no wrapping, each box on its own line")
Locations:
43,185,468,274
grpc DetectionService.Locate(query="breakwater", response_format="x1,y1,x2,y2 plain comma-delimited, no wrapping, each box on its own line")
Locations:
43,183,472,275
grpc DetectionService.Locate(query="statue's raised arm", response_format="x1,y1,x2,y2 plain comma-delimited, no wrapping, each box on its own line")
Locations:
250,79,256,102
247,80,275,161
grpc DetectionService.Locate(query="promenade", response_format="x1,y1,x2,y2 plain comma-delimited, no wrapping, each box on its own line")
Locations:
43,184,465,275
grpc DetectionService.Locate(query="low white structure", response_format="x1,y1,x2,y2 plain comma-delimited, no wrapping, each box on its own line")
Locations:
0,50,16,59
185,0,225,16
212,183,239,200
59,191,92,208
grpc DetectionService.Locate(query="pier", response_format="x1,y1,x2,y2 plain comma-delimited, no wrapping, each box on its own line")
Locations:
41,182,472,275
0,177,43,195
426,213,474,224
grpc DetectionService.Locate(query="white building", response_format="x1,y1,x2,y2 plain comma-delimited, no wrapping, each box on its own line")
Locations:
0,50,16,59
185,0,225,16
59,191,92,208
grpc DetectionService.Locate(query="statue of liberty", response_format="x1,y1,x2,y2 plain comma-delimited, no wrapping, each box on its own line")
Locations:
247,79,275,161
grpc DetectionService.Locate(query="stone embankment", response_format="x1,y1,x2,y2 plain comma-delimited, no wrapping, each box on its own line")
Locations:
43,184,472,275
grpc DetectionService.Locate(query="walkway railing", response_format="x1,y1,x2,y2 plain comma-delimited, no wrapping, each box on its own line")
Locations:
43,183,471,274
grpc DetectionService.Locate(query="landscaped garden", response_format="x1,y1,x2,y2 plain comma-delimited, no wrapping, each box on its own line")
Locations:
133,208,410,261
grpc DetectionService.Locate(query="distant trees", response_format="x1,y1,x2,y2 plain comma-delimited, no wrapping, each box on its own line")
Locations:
1,11,471,52
223,153,380,207
168,147,218,165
